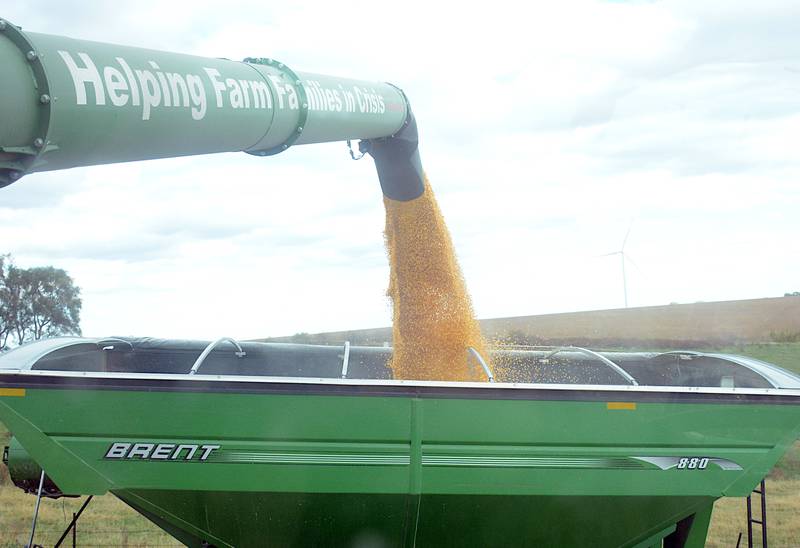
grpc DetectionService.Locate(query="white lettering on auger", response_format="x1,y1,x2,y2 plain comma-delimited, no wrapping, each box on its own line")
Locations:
304,80,386,115
58,51,279,121
58,51,390,121
103,66,129,106
185,74,207,120
58,51,105,106
204,67,227,108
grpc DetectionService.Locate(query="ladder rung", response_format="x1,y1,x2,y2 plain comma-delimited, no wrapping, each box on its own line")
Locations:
750,519,763,524
753,489,763,494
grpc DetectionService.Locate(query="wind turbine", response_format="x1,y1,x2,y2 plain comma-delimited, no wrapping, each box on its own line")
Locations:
599,222,637,308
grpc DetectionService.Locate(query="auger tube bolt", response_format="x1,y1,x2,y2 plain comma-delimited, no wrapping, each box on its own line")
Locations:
9,171,20,180
39,94,50,104
33,138,45,148
26,50,37,61
0,20,7,31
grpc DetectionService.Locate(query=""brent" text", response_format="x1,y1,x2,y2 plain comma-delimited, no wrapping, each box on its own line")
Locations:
104,442,220,461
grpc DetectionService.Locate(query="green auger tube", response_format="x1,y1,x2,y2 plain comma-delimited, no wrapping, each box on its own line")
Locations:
3,436,72,498
0,16,422,198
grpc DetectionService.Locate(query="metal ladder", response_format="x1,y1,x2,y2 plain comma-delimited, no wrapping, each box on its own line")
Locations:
745,479,768,548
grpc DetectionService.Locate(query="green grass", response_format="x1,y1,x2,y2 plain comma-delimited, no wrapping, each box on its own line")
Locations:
710,342,800,376
2,342,800,546
0,422,179,547
706,478,800,547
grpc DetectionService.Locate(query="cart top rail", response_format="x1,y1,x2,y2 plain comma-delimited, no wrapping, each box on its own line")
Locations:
2,336,799,390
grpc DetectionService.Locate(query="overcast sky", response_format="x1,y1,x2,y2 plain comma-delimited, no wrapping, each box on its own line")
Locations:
2,0,799,341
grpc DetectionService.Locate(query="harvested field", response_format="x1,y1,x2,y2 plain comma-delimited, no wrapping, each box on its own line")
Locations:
269,296,800,349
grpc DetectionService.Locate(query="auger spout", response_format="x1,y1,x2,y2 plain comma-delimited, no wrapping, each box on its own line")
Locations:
0,17,424,200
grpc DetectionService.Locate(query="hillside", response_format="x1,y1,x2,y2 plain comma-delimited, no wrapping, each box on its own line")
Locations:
266,296,800,348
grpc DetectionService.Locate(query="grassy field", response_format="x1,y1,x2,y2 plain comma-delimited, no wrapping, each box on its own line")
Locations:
0,421,178,547
1,343,799,546
711,342,800,375
706,476,800,547
288,296,800,349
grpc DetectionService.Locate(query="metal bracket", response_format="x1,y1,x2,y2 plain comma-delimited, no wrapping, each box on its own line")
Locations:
0,18,53,187
243,57,309,157
340,341,351,379
542,346,638,386
53,496,94,547
468,347,495,382
25,470,45,548
653,351,702,361
97,338,135,352
347,139,367,160
189,337,246,375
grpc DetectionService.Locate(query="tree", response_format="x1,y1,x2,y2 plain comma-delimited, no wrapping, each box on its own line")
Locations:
0,255,12,349
0,255,82,349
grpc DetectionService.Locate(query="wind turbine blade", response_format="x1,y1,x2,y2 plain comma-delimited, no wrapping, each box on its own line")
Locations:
595,251,621,258
624,253,646,276
621,220,633,251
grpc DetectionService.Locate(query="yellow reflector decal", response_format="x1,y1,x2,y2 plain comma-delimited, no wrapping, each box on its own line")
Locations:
607,402,636,410
0,388,26,397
